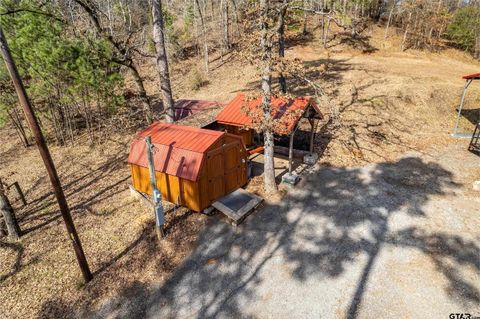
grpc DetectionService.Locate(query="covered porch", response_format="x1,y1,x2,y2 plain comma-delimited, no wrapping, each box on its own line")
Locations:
215,92,324,184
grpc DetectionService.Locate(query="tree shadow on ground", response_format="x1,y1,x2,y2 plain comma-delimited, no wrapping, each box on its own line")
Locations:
0,240,35,283
245,58,352,98
329,32,378,53
458,108,480,126
36,207,203,319
15,148,128,235
70,155,479,319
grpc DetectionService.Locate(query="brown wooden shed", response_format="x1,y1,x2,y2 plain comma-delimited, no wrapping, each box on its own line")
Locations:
128,123,248,212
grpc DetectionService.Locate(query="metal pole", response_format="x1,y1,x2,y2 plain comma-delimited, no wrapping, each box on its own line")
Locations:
453,79,473,135
0,26,92,282
145,136,165,239
288,126,298,174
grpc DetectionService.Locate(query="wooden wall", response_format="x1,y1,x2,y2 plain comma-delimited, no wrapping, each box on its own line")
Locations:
224,125,254,146
130,165,203,211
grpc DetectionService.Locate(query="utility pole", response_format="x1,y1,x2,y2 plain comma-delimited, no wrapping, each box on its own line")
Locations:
0,26,92,283
145,136,165,239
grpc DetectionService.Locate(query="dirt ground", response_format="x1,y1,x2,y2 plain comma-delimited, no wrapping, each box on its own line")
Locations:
0,130,207,318
1,25,479,318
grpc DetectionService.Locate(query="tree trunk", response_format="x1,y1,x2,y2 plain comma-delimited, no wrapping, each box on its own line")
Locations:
401,12,412,51
278,1,287,93
195,0,209,75
302,0,308,35
428,0,443,47
7,108,29,148
230,0,241,41
0,181,21,240
73,0,152,123
383,2,395,42
152,0,175,123
221,0,231,50
0,25,92,282
129,62,153,123
320,0,325,42
475,34,480,60
323,17,331,48
260,0,277,194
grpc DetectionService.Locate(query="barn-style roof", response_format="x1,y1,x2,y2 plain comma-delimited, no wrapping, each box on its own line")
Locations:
128,123,223,181
215,93,322,134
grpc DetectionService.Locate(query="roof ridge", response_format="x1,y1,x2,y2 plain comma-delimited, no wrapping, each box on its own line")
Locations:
153,122,224,136
150,136,222,153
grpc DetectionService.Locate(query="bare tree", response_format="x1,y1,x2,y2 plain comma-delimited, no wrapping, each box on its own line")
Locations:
302,0,308,35
152,0,175,122
260,0,277,193
194,0,209,74
384,0,397,42
72,0,154,123
0,180,21,240
221,0,231,50
277,0,288,93
476,32,480,59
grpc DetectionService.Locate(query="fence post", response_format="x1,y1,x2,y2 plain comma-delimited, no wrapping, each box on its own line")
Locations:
11,182,27,206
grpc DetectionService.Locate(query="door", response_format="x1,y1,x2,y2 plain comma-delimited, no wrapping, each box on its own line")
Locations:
223,141,240,194
206,147,225,201
206,139,248,202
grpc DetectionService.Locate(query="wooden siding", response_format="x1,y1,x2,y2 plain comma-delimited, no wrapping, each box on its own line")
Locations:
224,125,254,146
130,165,203,212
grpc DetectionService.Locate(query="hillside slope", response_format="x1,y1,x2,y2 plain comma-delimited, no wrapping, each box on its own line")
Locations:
0,24,479,319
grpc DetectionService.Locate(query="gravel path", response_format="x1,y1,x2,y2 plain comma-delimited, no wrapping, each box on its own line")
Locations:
104,143,480,319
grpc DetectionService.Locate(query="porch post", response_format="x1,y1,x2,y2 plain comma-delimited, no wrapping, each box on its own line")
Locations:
453,79,473,135
288,126,297,174
309,118,315,154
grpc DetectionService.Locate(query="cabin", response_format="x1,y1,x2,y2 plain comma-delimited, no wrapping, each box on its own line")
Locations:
127,123,248,212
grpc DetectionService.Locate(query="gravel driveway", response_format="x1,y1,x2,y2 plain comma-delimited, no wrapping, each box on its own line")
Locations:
105,144,480,319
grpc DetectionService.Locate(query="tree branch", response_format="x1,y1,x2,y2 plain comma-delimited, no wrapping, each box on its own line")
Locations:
0,8,64,23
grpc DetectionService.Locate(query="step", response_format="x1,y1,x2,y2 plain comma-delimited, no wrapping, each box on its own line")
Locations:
212,188,263,226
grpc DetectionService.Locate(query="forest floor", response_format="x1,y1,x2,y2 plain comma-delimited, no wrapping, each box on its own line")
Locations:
0,25,479,319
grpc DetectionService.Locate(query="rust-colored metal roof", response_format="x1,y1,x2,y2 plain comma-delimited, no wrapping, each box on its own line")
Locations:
463,72,480,80
127,122,223,181
216,93,321,135
174,99,225,121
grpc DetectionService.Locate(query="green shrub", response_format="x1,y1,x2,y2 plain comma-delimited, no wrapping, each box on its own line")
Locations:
447,6,480,54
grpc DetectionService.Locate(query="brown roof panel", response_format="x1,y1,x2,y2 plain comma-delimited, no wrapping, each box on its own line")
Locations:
128,123,224,181
216,93,321,135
